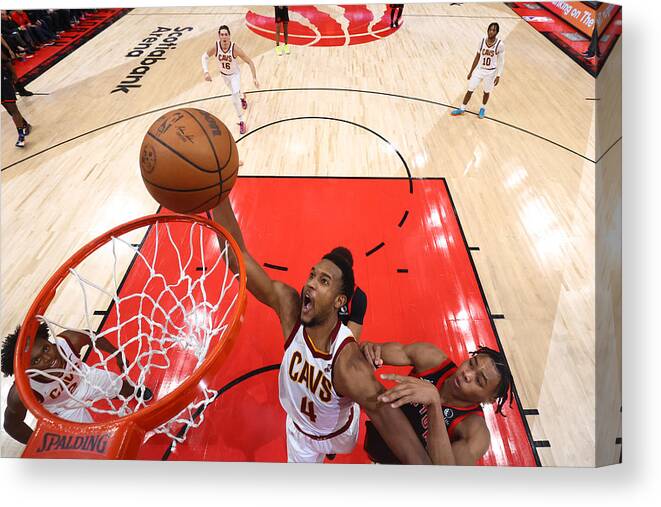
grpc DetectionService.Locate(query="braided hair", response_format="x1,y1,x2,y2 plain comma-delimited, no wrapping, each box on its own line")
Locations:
471,346,513,416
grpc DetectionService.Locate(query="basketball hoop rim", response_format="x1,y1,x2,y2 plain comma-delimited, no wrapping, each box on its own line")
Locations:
14,212,247,436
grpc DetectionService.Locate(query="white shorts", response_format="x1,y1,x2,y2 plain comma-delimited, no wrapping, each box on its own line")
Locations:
468,68,498,93
222,72,241,95
46,366,123,423
285,408,360,463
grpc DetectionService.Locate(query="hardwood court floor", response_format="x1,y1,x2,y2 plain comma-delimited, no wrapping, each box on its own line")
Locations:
0,3,621,466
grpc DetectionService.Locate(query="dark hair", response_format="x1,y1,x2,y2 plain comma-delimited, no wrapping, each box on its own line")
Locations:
471,346,512,416
488,22,500,34
1,322,49,377
218,25,230,35
322,246,355,303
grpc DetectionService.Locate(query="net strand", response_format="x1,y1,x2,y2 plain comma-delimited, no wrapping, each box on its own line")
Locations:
28,220,240,451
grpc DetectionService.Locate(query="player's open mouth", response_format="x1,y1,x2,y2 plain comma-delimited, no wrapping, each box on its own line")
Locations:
302,293,313,313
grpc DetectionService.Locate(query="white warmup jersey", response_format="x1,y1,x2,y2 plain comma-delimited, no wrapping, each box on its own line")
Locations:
278,320,357,438
216,41,239,76
476,37,503,72
29,336,122,423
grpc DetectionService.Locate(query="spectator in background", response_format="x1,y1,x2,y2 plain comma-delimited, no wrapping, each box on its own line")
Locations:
1,11,37,55
10,10,56,46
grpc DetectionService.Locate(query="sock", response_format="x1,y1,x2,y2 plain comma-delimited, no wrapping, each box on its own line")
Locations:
460,104,466,111
481,104,487,111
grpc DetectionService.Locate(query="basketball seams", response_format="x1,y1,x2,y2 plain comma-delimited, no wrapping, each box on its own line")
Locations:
180,192,223,214
182,109,222,172
142,176,221,193
140,109,238,214
146,131,218,174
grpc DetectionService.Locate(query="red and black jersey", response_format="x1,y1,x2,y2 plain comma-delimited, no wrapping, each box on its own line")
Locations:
364,359,484,464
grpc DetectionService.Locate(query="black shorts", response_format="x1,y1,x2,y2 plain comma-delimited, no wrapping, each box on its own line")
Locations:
1,74,16,104
274,6,289,23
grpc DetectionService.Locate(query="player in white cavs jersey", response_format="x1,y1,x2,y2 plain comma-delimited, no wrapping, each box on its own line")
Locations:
452,22,505,119
202,24,259,135
213,197,435,463
2,322,150,445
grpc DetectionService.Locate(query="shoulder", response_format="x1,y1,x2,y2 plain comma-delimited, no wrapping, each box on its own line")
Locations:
57,330,91,355
408,342,448,373
274,281,301,335
454,413,490,449
7,383,27,409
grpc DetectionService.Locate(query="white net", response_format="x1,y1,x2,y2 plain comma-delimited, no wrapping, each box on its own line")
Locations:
25,217,243,450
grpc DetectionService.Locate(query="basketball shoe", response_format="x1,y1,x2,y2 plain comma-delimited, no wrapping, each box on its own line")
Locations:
16,128,25,148
284,44,290,55
241,97,247,110
239,121,247,135
451,107,465,116
276,45,283,56
479,107,486,119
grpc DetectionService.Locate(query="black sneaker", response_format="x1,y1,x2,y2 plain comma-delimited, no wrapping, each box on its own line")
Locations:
16,130,25,148
17,86,33,97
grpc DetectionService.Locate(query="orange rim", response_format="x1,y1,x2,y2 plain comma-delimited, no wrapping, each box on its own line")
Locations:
15,213,247,439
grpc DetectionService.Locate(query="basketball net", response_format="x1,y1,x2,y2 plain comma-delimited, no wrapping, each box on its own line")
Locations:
16,214,246,459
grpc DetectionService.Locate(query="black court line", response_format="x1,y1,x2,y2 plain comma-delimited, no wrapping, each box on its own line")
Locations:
523,409,540,416
442,178,542,466
469,246,480,251
264,262,288,271
615,437,622,444
93,310,106,316
398,210,409,228
396,268,408,273
534,440,551,448
127,12,244,16
161,364,280,460
239,116,414,194
1,87,594,172
595,137,622,164
404,14,521,20
365,242,385,257
585,98,601,101
491,314,506,319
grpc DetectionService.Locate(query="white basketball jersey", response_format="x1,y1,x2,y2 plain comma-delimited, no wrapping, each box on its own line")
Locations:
216,41,239,76
29,336,87,407
278,320,357,437
477,37,503,72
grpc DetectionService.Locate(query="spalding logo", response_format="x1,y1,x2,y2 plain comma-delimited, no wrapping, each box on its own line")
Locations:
36,432,111,455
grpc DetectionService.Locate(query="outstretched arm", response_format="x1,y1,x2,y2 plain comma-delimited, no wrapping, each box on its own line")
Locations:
212,197,299,337
3,384,32,444
360,341,447,372
235,45,259,88
333,342,431,464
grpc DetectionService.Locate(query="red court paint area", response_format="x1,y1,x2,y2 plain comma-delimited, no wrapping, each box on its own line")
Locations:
246,5,397,47
116,177,537,465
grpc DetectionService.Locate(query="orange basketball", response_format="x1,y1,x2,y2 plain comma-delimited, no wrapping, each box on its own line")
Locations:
139,108,239,213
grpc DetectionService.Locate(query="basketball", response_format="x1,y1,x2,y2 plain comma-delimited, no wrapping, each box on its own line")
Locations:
139,108,239,213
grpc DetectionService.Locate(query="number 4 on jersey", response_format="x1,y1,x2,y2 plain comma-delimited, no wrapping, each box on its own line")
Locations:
300,396,317,422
